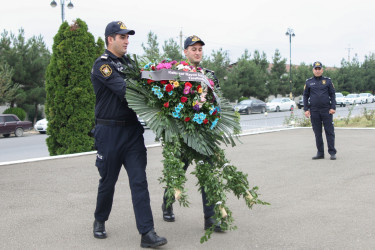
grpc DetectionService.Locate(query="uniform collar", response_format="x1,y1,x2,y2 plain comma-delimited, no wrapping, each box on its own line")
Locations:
314,76,323,80
105,49,125,60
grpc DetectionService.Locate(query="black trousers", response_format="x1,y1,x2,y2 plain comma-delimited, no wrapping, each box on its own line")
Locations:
94,122,153,234
311,109,337,156
163,159,215,219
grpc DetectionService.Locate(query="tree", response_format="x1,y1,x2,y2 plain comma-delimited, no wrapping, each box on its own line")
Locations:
0,29,51,122
141,31,161,62
268,49,287,97
162,38,183,61
292,63,311,96
362,53,375,93
0,63,19,105
45,19,104,156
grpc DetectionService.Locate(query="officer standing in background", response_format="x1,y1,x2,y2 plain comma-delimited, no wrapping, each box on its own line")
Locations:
91,21,167,248
161,35,222,232
303,61,337,160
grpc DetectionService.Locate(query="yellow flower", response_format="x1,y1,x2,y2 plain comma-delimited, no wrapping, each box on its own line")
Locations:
169,80,174,84
173,81,180,87
198,88,203,94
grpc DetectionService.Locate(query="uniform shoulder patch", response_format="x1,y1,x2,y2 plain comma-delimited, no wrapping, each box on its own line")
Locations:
100,64,112,77
101,53,109,60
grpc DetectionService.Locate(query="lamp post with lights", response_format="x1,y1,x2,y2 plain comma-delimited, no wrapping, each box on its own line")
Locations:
50,0,74,23
285,28,295,99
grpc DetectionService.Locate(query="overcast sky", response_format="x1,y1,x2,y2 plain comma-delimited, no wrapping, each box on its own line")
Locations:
1,0,374,67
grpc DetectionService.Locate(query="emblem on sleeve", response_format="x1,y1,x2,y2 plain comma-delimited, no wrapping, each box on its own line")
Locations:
100,64,112,77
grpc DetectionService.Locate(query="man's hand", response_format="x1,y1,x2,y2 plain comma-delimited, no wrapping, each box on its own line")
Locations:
304,110,310,118
329,109,336,115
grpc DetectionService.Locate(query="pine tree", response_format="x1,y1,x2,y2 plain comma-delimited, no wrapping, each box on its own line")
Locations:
45,19,104,155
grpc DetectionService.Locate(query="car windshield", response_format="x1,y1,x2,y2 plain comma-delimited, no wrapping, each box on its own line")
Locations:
346,94,355,98
336,93,343,97
270,98,282,103
360,93,367,96
239,100,252,105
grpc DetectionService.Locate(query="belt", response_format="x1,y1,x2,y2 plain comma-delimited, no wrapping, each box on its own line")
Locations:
96,118,137,127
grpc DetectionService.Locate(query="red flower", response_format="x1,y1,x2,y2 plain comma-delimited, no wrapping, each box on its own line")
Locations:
160,80,168,84
147,79,154,84
212,110,217,115
182,61,189,66
203,119,209,124
181,96,188,103
184,117,191,122
151,66,155,70
196,85,202,90
165,84,173,92
164,102,169,108
185,82,192,88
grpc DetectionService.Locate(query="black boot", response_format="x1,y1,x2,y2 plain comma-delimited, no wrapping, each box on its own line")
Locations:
93,220,107,239
162,203,175,222
140,229,167,248
204,217,224,232
312,154,324,160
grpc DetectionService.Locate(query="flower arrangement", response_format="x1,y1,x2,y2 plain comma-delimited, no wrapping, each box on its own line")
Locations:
123,56,269,243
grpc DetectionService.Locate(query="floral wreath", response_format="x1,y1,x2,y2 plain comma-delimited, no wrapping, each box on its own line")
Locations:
123,56,269,243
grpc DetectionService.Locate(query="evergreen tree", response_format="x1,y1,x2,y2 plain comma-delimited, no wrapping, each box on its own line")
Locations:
162,38,183,61
0,63,19,105
292,63,311,96
362,53,375,93
45,19,104,156
141,31,161,62
268,49,288,97
0,29,50,121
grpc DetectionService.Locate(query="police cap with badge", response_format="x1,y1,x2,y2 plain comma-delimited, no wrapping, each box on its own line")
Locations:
184,35,205,49
105,21,135,37
313,61,323,69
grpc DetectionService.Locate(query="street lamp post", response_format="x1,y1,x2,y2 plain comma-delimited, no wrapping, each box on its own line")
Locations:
285,28,295,99
50,0,74,23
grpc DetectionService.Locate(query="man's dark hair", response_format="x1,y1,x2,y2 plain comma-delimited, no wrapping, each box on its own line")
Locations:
105,34,117,47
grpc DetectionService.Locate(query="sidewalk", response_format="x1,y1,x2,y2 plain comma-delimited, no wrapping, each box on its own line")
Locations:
1,128,374,249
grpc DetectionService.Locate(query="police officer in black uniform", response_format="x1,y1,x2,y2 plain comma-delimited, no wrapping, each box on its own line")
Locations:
161,35,222,232
303,61,337,160
91,21,167,248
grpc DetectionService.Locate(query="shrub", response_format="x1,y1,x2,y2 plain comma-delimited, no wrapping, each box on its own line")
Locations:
3,107,26,121
45,19,104,156
238,96,249,103
342,91,350,96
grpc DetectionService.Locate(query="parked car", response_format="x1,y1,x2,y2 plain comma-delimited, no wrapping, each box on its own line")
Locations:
34,118,48,134
0,114,33,137
297,96,310,109
233,99,267,114
335,92,346,107
359,93,374,103
344,94,362,105
266,98,296,112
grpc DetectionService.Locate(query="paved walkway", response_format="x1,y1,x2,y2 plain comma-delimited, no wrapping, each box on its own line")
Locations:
1,128,375,249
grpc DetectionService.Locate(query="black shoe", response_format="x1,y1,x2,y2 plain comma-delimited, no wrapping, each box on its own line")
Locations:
93,220,107,239
162,203,175,222
140,229,167,248
204,217,223,232
330,154,336,160
312,155,324,160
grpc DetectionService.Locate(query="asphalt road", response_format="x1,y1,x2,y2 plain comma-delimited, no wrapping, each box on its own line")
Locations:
1,102,374,163
1,129,374,249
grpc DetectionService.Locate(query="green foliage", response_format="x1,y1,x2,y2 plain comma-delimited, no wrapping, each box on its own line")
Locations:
45,19,103,156
0,29,51,122
341,90,350,96
0,63,19,104
268,49,288,97
3,107,26,121
162,38,183,61
141,31,161,62
238,96,248,102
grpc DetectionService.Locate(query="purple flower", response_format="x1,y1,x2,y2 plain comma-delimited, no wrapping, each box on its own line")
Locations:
193,104,200,111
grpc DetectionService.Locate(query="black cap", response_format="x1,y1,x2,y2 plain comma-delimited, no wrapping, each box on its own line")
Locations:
313,61,323,69
105,21,135,37
184,35,205,49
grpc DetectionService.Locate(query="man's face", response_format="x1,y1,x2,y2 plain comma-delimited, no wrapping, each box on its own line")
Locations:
184,43,203,66
313,67,323,77
108,34,129,57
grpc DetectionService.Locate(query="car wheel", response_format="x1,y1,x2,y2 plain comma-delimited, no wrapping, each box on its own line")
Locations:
261,107,265,113
276,106,280,112
247,108,252,115
3,134,10,138
343,104,346,107
15,128,24,137
39,131,46,134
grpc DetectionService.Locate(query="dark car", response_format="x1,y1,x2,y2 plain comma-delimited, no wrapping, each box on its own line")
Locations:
233,99,267,114
0,114,33,137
